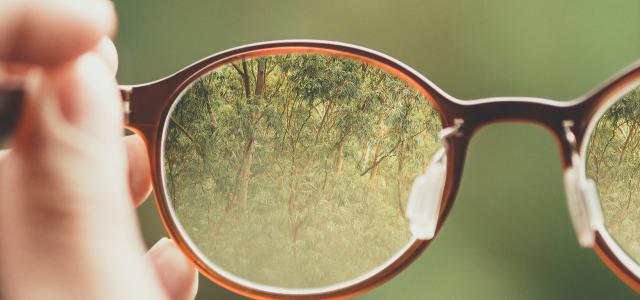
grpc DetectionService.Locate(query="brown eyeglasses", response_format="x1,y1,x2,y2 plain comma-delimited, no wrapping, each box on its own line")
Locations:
1,40,639,299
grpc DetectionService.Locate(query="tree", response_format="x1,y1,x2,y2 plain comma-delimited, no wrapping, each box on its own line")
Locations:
163,53,443,288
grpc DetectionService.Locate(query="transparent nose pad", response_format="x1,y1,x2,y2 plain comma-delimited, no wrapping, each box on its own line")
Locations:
563,152,604,248
405,147,447,240
406,120,461,240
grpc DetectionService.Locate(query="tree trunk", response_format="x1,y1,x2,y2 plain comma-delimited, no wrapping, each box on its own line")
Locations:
231,59,269,212
315,100,334,143
288,178,298,215
235,136,254,209
167,150,178,205
595,125,619,179
235,59,255,210
335,141,345,173
169,117,205,161
254,58,267,97
205,99,217,128
359,142,370,171
370,119,385,180
396,140,405,217
241,60,251,98
618,122,638,166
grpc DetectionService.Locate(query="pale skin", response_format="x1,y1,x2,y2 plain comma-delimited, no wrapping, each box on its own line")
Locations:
0,0,199,299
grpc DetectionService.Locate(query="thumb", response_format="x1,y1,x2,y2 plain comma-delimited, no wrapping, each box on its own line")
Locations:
0,55,166,299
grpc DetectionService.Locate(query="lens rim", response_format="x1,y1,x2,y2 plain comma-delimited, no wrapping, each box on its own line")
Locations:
129,40,461,299
581,74,640,292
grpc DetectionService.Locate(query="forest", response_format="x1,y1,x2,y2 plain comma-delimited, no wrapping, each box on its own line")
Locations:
163,53,442,289
587,85,640,263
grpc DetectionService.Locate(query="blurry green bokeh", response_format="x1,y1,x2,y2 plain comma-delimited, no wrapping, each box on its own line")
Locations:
113,0,640,299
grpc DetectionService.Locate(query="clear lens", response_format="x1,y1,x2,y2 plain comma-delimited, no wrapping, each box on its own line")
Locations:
162,53,443,290
586,83,640,262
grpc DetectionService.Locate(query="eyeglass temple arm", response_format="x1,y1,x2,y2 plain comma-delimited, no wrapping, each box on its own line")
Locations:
0,81,132,143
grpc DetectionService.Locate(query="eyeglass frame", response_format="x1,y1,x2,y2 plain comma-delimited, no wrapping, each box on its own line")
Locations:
0,39,639,299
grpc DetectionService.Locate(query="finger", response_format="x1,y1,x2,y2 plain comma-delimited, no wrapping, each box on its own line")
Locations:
0,37,118,78
0,54,166,299
0,0,116,66
94,37,118,76
0,134,151,206
126,134,152,206
146,238,199,300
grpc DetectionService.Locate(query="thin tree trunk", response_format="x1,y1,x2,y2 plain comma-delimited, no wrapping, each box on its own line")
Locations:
359,142,370,171
370,119,385,180
315,100,334,143
205,99,217,128
288,178,298,215
169,117,205,160
335,141,345,173
235,136,254,209
288,152,299,243
396,140,406,217
167,150,178,206
321,158,329,191
241,60,251,98
596,124,620,179
254,58,267,97
232,59,269,212
618,122,638,166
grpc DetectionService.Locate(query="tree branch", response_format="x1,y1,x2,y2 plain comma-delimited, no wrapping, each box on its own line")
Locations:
360,139,403,176
169,116,205,160
231,63,244,76
358,126,428,177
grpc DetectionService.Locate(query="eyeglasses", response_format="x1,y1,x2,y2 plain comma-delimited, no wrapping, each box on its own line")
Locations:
1,40,639,299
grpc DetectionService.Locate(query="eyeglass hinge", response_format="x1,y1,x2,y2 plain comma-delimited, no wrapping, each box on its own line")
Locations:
120,86,132,125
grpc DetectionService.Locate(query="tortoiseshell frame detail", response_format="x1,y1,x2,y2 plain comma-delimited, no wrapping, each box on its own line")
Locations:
1,40,639,299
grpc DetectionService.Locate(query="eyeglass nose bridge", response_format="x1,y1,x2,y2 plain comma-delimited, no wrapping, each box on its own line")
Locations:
442,96,603,247
444,96,590,165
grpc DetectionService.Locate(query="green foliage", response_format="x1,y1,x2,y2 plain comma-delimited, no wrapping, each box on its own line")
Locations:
163,53,442,289
587,86,640,262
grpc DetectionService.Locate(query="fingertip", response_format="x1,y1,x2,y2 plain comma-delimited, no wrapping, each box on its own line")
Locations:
88,0,118,38
146,238,199,300
190,271,199,300
94,38,118,76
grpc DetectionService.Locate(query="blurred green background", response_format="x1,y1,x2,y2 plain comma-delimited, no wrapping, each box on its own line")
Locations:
112,0,640,299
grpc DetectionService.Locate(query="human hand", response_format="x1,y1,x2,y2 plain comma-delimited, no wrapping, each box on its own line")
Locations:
0,1,198,299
